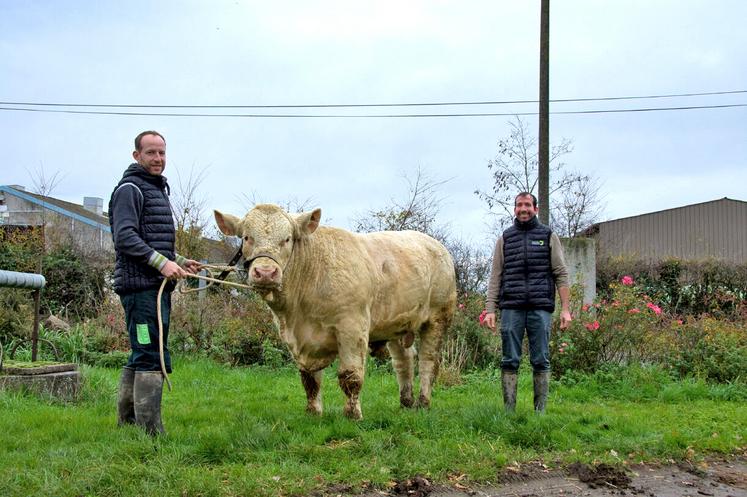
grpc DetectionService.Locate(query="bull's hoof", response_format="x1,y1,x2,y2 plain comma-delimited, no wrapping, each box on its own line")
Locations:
400,394,415,408
416,395,431,409
343,404,363,420
306,404,323,416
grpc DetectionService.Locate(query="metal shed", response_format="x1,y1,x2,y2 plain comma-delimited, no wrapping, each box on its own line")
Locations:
585,197,747,263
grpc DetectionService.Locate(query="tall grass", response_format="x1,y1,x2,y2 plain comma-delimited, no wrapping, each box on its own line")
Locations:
1,358,745,497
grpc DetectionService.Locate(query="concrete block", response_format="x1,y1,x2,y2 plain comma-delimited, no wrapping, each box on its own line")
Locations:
0,365,81,402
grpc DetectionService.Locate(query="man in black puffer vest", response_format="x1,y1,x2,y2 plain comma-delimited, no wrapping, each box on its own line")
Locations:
483,192,572,413
109,130,200,435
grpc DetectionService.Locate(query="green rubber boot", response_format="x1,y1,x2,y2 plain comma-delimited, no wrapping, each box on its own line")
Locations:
134,371,166,436
533,371,551,414
117,367,136,426
501,370,518,413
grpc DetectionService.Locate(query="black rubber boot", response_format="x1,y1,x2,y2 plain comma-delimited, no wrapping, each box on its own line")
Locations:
117,367,136,426
134,371,166,436
533,371,550,413
501,370,518,413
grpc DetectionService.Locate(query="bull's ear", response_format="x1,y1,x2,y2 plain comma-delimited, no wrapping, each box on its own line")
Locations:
297,208,321,235
214,210,242,236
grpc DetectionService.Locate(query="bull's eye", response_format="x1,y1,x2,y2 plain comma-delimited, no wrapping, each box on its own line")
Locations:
285,236,291,243
243,235,248,241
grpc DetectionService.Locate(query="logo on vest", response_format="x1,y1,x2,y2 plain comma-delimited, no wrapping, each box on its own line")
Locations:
530,240,545,246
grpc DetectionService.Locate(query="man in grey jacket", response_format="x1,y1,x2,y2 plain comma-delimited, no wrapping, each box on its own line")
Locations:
484,192,572,413
109,130,200,435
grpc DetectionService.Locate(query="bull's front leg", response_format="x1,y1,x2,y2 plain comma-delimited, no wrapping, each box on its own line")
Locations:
387,338,416,408
300,370,323,415
336,330,367,420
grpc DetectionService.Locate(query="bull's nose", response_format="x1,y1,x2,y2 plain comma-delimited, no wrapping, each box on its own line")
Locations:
252,265,279,283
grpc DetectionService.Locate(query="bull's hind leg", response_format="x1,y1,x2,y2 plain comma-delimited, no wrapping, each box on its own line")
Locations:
416,314,449,408
387,338,416,408
300,370,324,415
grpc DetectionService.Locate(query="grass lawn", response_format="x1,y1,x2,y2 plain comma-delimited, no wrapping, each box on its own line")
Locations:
1,357,745,497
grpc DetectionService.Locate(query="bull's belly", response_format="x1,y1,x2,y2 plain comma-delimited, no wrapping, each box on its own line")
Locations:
368,312,426,342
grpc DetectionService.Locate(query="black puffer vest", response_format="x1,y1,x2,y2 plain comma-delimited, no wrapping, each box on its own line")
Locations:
499,216,555,312
109,164,176,294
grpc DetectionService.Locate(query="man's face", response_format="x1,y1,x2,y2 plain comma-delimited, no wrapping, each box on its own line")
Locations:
514,194,538,222
133,134,166,176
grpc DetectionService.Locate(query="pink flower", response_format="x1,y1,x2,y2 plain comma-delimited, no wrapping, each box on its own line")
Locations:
621,275,634,286
628,308,640,314
558,347,565,354
458,303,465,310
585,320,600,331
646,302,662,315
561,342,568,347
676,319,683,325
478,310,488,325
581,304,590,312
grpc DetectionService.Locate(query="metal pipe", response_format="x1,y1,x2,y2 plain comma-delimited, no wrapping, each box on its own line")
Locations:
0,269,46,289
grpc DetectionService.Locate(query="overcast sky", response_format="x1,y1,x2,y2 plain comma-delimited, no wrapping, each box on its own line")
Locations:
2,1,745,248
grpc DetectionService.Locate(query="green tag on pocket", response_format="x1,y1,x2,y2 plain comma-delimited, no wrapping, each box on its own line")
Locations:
136,324,151,345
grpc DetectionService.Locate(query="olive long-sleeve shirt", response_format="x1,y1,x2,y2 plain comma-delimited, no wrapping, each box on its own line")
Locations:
485,232,570,314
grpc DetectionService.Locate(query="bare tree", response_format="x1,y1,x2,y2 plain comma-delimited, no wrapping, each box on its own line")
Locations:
237,192,316,215
475,116,603,236
27,163,65,260
445,237,492,295
171,165,210,260
551,173,605,237
352,166,450,241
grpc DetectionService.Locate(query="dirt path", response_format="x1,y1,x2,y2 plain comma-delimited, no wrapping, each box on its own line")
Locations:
349,457,747,497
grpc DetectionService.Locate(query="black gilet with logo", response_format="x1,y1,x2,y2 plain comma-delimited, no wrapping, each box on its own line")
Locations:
499,216,555,312
108,163,176,295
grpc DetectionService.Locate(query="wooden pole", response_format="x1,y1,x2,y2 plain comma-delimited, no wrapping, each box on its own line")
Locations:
538,0,550,224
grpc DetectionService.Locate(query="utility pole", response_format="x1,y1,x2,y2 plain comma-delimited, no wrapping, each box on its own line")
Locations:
538,0,550,224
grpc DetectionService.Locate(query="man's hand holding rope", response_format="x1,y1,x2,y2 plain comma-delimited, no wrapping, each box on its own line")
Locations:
160,259,201,279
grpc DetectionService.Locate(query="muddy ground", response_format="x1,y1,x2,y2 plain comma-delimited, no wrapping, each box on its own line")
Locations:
317,456,747,497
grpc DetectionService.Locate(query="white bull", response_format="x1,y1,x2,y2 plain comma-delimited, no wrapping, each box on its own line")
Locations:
214,204,456,419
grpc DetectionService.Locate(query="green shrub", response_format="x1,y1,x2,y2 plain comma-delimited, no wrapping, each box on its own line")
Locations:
664,317,747,383
551,273,747,385
552,276,665,377
83,350,129,368
597,256,747,318
171,288,290,367
441,292,501,379
40,245,108,320
0,288,34,347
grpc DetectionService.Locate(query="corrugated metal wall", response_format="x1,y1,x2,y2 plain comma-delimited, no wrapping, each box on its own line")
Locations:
595,198,747,262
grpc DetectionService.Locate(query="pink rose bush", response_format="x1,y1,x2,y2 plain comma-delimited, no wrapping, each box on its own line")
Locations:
552,276,668,375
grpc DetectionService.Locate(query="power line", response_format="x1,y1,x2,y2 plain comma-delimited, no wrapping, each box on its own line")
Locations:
0,90,744,109
0,103,745,118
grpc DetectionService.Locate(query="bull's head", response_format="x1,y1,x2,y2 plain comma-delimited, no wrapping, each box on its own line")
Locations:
214,204,320,291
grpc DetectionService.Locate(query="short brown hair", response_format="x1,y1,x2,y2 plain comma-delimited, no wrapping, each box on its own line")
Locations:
514,192,538,207
134,130,166,151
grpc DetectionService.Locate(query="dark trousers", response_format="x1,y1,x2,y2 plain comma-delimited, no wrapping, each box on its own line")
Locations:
120,288,172,372
500,308,552,373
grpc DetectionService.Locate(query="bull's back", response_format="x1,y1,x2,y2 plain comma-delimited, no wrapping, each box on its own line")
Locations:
359,231,456,337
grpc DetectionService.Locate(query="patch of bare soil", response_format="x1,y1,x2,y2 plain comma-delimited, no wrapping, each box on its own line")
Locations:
390,476,434,497
349,457,747,497
567,462,632,489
